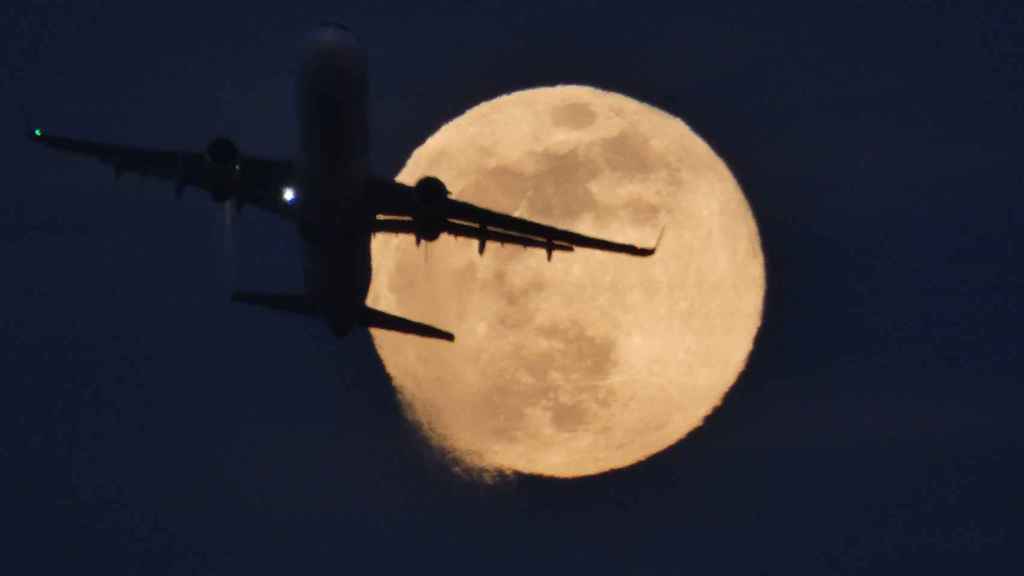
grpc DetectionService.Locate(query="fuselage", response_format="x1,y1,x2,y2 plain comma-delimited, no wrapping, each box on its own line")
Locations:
295,24,371,336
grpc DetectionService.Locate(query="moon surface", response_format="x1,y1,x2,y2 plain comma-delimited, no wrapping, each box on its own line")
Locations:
368,85,764,478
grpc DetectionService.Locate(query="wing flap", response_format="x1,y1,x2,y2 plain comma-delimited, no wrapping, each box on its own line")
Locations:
367,177,658,257
444,197,657,256
31,131,191,180
29,129,296,220
372,218,574,255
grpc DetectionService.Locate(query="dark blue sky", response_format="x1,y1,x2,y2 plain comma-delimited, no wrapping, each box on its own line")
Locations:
3,1,1021,573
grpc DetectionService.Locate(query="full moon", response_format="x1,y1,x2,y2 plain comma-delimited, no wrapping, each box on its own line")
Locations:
368,85,764,478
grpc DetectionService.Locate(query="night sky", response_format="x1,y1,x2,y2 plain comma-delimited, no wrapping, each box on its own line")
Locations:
4,1,1021,573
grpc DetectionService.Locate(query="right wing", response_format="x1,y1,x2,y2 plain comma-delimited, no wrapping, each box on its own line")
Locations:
372,218,573,255
367,176,658,259
28,128,298,221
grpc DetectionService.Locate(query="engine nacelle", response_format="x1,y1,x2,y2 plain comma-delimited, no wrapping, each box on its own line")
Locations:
205,137,241,202
413,176,449,242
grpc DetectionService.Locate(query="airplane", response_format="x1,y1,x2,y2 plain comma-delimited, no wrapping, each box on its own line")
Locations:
28,22,657,342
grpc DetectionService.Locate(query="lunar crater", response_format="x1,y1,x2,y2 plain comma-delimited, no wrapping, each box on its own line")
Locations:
550,101,598,130
596,128,660,176
518,147,601,221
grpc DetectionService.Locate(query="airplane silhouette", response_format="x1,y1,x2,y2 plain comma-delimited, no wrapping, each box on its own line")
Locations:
28,22,657,342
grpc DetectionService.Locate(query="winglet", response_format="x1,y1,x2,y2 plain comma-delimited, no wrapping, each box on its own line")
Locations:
652,226,666,253
631,226,664,257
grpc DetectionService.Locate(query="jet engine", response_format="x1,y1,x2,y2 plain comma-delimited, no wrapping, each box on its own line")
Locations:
205,137,241,202
413,176,449,242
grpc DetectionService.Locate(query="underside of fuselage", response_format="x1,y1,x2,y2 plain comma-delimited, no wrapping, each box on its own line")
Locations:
226,24,453,341
296,24,372,337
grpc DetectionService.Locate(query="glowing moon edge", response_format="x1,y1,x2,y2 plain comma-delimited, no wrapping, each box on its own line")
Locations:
368,85,765,479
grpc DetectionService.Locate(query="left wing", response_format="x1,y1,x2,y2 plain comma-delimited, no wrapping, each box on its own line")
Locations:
367,176,659,259
28,128,297,220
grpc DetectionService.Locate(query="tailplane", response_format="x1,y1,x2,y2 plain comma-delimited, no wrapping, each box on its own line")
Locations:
361,306,455,341
231,292,454,341
231,291,317,315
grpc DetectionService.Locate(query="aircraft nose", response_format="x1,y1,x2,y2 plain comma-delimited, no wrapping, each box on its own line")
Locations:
309,20,360,49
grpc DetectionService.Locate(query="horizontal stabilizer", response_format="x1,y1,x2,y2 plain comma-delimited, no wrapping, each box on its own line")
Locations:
231,291,317,316
361,306,455,342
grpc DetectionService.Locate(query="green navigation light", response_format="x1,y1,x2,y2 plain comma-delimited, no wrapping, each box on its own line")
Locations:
34,128,43,137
